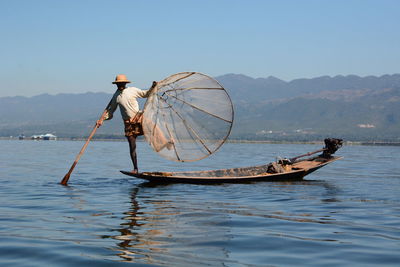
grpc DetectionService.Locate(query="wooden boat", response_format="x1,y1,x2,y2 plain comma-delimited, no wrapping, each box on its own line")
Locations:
121,138,343,184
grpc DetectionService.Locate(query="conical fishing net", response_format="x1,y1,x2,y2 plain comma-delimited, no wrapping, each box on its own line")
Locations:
142,72,234,162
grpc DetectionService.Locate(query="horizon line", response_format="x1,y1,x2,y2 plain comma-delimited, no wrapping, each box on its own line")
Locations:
1,72,399,98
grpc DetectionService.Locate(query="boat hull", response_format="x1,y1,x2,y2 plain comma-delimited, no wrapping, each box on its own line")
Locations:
120,156,342,184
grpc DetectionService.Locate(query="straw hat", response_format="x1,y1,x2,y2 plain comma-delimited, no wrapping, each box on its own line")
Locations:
112,74,131,84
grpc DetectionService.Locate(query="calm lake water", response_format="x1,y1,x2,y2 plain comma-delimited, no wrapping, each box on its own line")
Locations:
0,140,399,266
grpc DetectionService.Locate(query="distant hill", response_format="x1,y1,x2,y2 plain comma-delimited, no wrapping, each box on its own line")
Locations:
1,74,400,141
0,92,123,138
218,73,400,103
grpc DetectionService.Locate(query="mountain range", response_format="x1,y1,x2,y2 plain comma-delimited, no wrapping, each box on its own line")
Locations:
1,73,400,141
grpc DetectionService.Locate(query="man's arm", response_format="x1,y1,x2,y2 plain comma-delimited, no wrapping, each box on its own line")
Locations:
97,93,118,127
137,81,158,98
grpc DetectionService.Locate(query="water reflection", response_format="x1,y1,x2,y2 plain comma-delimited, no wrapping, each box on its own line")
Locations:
102,184,237,265
104,179,343,264
104,187,168,264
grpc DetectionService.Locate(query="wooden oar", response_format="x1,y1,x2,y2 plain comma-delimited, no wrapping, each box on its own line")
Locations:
60,95,115,185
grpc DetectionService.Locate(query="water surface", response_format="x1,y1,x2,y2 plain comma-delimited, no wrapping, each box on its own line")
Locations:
0,140,399,266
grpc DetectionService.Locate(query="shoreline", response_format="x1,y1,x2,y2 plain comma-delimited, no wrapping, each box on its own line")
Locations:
1,137,399,146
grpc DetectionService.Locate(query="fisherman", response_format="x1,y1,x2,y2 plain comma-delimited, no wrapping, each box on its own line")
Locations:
97,74,157,173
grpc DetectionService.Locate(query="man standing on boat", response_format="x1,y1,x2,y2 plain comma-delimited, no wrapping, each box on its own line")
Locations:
96,74,157,173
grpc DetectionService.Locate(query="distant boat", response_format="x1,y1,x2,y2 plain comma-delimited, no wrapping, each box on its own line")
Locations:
42,133,57,140
18,134,25,140
30,133,57,140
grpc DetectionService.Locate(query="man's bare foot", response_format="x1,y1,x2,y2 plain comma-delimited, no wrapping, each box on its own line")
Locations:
131,169,139,174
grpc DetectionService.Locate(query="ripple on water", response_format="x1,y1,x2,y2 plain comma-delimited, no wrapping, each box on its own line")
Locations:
0,140,399,266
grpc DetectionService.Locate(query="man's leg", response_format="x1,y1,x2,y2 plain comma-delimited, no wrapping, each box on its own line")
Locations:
126,135,138,173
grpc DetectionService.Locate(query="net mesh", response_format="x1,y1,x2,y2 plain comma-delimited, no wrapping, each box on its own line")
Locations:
142,72,234,162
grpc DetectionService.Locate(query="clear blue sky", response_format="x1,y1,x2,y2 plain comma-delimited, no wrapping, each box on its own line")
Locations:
0,0,399,97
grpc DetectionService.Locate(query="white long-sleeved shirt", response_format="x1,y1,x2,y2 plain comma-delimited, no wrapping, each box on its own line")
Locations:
105,86,150,121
